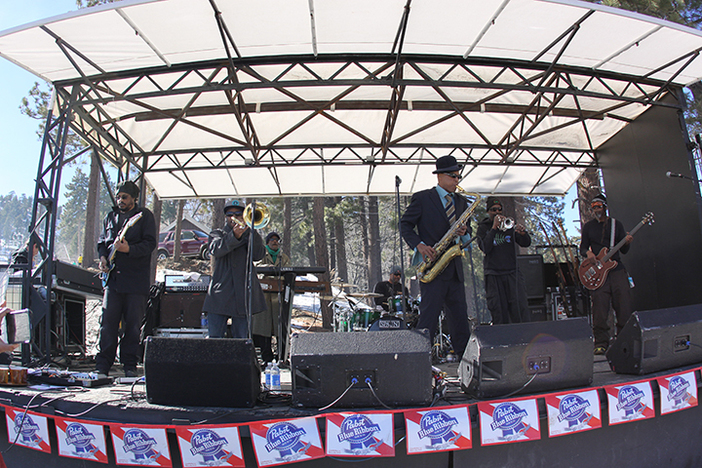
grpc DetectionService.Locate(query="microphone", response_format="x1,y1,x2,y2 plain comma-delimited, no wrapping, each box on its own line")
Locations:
666,171,695,181
395,175,402,186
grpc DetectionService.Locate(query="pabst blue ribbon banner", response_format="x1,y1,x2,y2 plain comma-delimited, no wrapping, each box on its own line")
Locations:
250,416,325,466
478,398,540,446
4,405,51,453
545,389,602,437
325,412,395,457
657,371,698,415
55,417,109,463
404,405,472,454
175,425,245,467
110,425,172,467
605,381,655,425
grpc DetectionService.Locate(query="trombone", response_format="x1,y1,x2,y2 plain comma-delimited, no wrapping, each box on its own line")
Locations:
234,202,270,229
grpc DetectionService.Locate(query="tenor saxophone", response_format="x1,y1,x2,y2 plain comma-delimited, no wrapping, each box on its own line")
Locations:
416,187,481,283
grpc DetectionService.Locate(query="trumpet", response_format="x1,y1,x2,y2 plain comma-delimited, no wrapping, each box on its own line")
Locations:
498,216,515,231
234,202,270,229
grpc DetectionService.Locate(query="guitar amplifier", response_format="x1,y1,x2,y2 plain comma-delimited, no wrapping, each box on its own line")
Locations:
164,274,210,293
159,293,206,328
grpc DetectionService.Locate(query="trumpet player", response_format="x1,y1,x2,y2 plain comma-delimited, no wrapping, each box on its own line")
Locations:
400,155,472,360
203,199,266,338
477,197,531,325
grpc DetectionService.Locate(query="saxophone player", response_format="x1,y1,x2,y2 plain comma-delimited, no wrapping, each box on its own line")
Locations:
476,197,531,325
400,155,472,360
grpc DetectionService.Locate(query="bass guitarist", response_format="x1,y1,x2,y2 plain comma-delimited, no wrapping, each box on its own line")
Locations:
580,193,633,356
95,181,156,378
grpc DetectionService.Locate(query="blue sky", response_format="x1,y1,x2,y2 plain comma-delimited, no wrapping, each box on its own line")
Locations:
0,1,79,198
0,1,581,234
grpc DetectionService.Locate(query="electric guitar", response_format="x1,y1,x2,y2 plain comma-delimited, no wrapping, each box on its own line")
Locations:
100,212,143,288
578,212,654,291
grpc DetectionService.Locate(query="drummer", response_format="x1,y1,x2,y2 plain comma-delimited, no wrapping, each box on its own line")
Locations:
373,266,409,313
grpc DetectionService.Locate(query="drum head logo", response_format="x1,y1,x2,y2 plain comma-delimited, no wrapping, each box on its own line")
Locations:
123,428,160,462
265,421,310,461
557,395,592,430
65,423,97,456
616,385,646,418
13,414,43,447
190,429,231,464
667,376,691,408
490,402,529,440
418,410,460,449
338,414,382,455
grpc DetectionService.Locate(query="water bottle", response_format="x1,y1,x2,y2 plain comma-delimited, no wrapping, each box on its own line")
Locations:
264,362,272,390
271,360,281,391
200,312,209,338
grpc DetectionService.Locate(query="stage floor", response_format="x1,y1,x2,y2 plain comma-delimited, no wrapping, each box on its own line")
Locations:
1,349,701,467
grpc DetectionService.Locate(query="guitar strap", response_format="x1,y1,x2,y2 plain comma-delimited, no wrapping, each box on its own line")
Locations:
609,218,616,249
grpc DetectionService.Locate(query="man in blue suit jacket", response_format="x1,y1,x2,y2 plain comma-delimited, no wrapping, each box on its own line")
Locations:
400,155,472,359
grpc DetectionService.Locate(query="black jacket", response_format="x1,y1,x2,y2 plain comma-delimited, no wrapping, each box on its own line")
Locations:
97,205,157,295
476,217,531,275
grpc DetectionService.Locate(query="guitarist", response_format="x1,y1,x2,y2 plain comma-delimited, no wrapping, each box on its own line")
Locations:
579,193,633,356
95,181,156,378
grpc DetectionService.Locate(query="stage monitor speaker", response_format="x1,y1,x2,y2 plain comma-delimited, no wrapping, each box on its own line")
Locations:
517,254,545,299
460,318,593,398
144,337,260,408
606,304,702,375
159,292,206,328
291,330,432,408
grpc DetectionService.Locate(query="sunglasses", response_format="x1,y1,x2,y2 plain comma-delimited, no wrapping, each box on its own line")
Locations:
489,206,503,212
591,202,604,208
226,211,244,217
444,173,461,179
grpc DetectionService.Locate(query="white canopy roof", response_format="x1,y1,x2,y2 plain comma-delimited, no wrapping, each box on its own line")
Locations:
2,0,702,198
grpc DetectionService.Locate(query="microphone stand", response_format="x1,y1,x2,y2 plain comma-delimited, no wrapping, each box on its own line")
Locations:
245,199,257,341
395,176,407,315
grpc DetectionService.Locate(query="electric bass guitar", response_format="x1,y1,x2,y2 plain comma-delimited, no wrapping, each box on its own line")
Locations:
100,212,143,288
578,212,654,291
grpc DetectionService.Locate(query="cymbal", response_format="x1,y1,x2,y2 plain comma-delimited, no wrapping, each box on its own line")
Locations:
347,292,383,298
331,282,357,288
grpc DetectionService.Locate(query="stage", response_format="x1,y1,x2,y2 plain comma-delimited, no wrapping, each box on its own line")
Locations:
0,347,700,468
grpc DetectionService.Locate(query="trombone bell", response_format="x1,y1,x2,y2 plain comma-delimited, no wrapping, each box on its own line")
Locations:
243,203,270,229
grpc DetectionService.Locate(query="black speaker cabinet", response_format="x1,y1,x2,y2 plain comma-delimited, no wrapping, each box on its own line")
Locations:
517,254,545,299
606,304,702,375
291,330,432,408
159,292,206,328
460,318,593,398
144,337,260,408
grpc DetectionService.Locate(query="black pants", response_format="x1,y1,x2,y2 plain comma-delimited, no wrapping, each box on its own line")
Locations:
591,269,632,349
485,271,529,325
417,268,470,359
95,289,147,373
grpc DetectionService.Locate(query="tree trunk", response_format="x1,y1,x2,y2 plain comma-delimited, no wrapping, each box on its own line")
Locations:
333,197,349,284
359,198,370,290
283,198,292,260
81,148,100,268
368,196,382,289
577,167,601,226
312,197,332,329
150,191,162,285
174,200,185,261
212,199,225,230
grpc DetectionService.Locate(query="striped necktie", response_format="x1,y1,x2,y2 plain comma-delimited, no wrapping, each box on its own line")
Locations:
445,194,456,225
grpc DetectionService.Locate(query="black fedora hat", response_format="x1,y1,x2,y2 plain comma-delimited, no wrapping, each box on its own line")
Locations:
432,155,461,174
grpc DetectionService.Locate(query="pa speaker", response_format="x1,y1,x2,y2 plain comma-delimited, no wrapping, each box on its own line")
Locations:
606,304,702,375
460,318,593,398
144,337,260,407
291,330,431,408
517,254,545,299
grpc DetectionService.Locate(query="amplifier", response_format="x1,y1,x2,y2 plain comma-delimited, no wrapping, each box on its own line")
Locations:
164,274,210,293
155,328,207,339
159,293,206,328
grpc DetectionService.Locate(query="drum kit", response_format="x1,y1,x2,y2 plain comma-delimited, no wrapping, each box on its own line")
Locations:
329,285,419,332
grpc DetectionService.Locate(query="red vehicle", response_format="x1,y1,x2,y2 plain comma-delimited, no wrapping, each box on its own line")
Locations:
157,229,211,260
